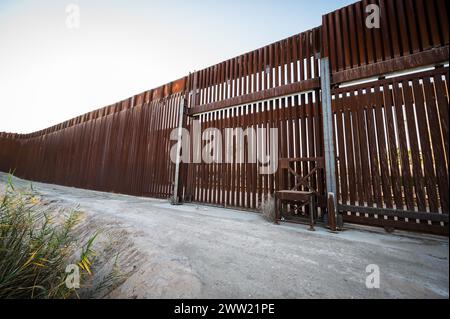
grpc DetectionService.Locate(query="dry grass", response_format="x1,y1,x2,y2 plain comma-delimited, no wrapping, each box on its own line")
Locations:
0,174,125,299
258,194,275,222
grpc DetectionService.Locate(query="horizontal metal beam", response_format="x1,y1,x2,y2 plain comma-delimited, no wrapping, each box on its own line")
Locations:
279,157,325,163
332,46,449,85
332,66,448,96
343,214,448,236
188,78,320,116
338,204,449,223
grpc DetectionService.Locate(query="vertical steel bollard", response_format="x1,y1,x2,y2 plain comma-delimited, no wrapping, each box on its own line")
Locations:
320,57,338,230
172,97,186,205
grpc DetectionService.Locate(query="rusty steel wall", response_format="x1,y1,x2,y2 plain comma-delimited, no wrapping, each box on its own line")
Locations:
0,79,186,199
332,67,449,234
182,28,324,210
322,0,449,235
182,90,324,211
186,28,322,113
1,0,449,235
322,0,449,82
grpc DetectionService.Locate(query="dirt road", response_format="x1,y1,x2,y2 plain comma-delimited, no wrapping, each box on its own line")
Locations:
1,172,448,298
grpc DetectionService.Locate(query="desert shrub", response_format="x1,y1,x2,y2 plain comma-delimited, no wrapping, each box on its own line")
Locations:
258,194,275,222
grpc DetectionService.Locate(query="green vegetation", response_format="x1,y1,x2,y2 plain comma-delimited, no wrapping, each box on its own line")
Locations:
0,174,124,299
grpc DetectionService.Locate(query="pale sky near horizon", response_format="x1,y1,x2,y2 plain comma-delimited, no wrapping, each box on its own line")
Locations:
0,0,354,134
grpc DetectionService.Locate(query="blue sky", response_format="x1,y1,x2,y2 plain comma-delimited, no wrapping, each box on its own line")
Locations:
0,0,354,133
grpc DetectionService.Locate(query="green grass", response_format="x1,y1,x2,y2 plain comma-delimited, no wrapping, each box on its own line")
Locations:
0,174,123,299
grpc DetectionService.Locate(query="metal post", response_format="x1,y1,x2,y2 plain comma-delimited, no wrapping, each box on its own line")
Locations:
327,192,337,231
320,57,338,226
172,97,186,205
309,195,316,231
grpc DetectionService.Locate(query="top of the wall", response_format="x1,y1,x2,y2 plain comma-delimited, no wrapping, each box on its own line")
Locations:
322,0,449,82
2,0,449,138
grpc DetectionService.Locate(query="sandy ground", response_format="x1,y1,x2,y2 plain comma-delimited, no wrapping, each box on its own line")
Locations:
0,172,448,299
